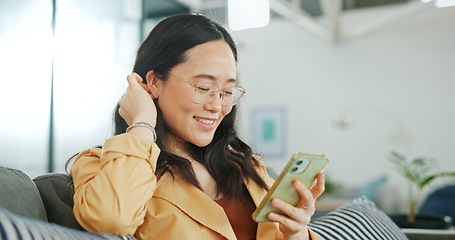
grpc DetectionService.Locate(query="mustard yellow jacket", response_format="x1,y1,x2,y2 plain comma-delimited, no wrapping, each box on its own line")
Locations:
71,134,321,240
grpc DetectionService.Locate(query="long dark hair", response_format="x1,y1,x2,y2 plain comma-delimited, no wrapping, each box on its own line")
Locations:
75,13,268,200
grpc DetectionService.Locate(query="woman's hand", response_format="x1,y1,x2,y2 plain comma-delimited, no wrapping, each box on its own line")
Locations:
268,172,325,240
119,72,157,128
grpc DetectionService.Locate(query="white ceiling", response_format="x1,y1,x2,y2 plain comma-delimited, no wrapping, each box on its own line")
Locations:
146,0,440,43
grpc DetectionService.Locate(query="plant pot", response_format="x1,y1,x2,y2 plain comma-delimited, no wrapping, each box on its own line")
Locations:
389,213,453,229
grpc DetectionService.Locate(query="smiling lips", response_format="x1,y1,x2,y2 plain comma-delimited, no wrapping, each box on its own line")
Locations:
194,116,216,125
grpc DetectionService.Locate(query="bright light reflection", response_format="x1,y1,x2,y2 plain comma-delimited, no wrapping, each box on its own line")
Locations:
435,0,455,7
52,0,132,171
0,0,52,174
0,1,52,138
228,0,270,31
53,0,121,133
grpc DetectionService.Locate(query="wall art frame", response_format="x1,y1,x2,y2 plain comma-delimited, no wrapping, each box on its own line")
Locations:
251,107,286,158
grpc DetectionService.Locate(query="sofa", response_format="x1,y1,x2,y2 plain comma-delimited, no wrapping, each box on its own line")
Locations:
0,166,135,239
0,166,449,240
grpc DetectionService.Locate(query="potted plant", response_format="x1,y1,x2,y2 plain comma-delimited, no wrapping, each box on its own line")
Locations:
388,150,455,228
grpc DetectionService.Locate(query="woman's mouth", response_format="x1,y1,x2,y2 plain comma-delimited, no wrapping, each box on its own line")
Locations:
194,117,216,125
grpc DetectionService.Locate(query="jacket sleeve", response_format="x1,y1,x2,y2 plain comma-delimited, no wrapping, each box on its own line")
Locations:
70,133,160,236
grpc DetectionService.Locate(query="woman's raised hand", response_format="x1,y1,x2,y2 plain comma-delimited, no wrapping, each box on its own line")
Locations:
119,72,157,130
268,172,325,240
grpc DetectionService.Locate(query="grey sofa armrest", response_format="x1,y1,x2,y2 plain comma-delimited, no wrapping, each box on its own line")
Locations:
34,172,83,230
0,167,47,221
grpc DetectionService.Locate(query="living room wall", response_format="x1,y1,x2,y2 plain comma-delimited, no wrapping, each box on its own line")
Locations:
231,6,455,213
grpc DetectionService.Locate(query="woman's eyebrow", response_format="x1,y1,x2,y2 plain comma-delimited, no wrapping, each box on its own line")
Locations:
193,73,237,83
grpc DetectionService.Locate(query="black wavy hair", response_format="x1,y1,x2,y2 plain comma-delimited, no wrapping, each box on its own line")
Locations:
72,13,269,200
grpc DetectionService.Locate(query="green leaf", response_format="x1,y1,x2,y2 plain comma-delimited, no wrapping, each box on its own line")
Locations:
418,172,455,189
411,158,427,166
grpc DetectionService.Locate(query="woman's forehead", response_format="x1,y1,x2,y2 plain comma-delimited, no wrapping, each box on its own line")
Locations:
173,41,237,80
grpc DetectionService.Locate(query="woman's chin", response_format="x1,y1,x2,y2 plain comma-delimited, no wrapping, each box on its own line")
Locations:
191,136,214,147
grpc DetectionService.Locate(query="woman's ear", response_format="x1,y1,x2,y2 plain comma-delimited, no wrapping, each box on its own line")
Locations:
146,70,162,99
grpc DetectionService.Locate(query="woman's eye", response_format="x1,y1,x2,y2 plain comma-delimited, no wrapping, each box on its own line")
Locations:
222,91,233,95
197,87,211,92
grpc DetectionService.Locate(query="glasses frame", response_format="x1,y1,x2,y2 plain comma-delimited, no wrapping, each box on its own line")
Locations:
167,71,246,106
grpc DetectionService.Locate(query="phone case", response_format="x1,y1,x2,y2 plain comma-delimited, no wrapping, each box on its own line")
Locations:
252,152,329,222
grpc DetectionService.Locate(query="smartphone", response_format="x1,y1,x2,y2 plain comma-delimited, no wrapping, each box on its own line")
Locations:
252,152,329,222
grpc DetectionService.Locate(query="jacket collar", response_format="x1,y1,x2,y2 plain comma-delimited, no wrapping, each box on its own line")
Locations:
154,167,280,239
154,172,237,239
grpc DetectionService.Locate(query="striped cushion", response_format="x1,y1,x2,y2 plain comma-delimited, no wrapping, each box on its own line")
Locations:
0,207,136,240
309,196,407,240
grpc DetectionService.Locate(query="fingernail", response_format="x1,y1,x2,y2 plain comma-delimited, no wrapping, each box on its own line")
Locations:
294,181,303,188
272,198,282,207
268,212,277,219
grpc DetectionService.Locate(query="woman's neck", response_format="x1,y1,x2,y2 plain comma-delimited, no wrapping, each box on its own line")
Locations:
164,133,220,199
165,133,191,159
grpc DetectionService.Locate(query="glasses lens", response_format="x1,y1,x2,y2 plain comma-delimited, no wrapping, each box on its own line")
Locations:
222,87,245,106
193,83,245,106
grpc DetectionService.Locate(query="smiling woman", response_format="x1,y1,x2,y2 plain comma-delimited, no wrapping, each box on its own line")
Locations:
66,13,326,240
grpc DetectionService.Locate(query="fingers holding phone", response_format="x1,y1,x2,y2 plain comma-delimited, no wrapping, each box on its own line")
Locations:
296,171,325,208
271,180,316,218
310,171,325,200
252,152,328,238
252,152,329,222
266,176,324,238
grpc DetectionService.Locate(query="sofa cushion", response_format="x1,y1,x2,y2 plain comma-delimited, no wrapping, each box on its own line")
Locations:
419,184,455,222
309,196,407,240
0,206,136,240
0,167,47,221
33,172,83,230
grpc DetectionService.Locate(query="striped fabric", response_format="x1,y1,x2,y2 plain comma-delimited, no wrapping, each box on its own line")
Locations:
0,207,136,240
309,196,408,240
1,196,406,240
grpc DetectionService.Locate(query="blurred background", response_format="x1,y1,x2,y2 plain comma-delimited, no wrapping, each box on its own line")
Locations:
0,0,454,214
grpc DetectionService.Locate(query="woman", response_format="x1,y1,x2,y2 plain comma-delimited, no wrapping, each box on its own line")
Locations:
70,13,324,240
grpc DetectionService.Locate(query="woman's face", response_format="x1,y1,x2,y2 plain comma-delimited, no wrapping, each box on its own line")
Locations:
156,40,237,148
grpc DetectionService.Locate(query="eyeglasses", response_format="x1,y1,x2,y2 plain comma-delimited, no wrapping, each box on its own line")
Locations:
168,71,246,107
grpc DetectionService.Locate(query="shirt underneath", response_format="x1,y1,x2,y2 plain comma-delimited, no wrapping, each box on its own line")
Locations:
215,188,258,240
